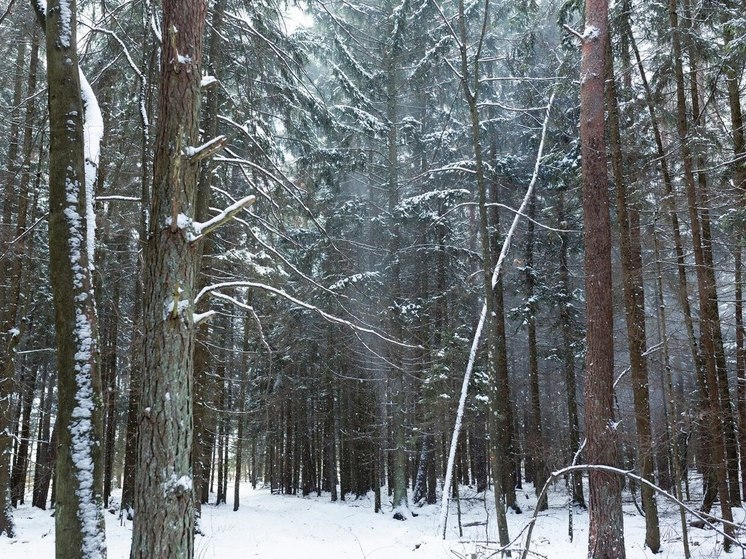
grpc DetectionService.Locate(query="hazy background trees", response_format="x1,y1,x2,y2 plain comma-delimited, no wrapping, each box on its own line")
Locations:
0,0,744,556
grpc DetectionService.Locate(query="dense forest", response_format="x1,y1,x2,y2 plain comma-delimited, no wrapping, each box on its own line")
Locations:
0,0,745,557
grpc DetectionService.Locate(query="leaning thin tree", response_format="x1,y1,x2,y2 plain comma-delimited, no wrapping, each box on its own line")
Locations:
577,1,626,558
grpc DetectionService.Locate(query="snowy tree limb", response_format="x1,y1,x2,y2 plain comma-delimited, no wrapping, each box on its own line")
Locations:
193,310,216,326
185,135,227,162
192,194,256,238
563,24,584,42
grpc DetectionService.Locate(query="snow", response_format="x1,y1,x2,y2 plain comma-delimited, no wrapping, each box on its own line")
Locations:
58,0,72,48
2,479,742,558
192,194,255,236
201,75,218,87
63,173,104,557
583,25,600,41
79,70,103,272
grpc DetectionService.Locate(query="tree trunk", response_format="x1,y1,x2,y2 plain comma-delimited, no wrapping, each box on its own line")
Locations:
606,33,659,552
652,213,692,558
192,0,226,516
525,192,547,510
32,367,54,510
723,4,746,502
10,365,37,506
457,0,510,544
557,189,584,507
120,3,156,517
102,273,120,508
681,0,740,505
579,2,625,557
35,0,110,552
668,0,734,542
130,0,207,555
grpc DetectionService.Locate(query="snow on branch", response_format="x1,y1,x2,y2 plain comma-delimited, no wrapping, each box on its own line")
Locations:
192,194,256,238
490,91,555,290
195,281,415,349
193,310,216,326
184,135,227,162
201,75,218,88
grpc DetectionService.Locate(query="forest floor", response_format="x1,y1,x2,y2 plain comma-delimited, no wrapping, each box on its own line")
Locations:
1,477,743,558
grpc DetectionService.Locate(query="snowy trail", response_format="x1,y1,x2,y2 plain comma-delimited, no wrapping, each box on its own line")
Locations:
1,480,742,558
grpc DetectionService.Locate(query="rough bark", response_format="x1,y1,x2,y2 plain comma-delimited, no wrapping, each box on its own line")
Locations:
130,0,207,555
579,2,625,557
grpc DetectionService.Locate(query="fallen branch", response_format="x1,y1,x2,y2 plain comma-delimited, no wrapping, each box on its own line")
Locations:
520,464,743,559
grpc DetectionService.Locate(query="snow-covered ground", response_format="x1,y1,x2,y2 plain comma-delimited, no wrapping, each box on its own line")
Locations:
2,479,742,558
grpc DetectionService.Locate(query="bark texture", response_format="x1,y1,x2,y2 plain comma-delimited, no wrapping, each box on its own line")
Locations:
130,0,207,555
579,2,625,557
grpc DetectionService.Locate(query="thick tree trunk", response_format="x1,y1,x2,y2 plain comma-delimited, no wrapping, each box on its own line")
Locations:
130,0,207,555
579,3,625,558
